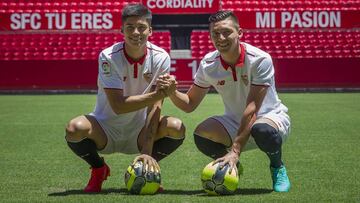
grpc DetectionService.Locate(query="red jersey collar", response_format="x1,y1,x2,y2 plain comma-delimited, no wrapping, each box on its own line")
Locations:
220,43,246,70
123,43,147,65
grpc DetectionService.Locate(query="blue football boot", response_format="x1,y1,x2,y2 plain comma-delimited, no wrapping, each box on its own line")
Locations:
270,165,291,192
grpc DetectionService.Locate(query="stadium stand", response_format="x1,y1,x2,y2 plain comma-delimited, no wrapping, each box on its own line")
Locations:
191,29,360,59
221,0,360,11
0,0,139,13
0,31,171,60
0,0,359,91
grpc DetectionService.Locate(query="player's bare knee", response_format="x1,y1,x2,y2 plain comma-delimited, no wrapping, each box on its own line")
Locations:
163,118,185,139
170,119,186,138
65,119,88,141
178,122,186,137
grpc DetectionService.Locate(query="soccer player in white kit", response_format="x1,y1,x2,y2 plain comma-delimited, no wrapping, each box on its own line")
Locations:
158,11,291,192
65,4,185,193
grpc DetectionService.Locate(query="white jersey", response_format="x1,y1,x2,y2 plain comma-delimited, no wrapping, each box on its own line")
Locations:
91,41,170,139
194,42,288,123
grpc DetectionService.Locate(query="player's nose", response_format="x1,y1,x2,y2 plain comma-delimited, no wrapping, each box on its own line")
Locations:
133,27,140,34
219,33,226,40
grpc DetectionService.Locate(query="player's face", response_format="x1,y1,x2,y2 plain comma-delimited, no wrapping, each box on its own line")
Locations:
122,16,152,49
210,18,242,53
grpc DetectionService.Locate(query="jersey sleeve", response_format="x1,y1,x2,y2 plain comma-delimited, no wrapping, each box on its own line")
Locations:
194,60,211,88
251,56,274,86
98,52,124,89
157,53,171,76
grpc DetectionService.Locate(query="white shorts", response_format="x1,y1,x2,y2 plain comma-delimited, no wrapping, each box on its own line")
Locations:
211,111,291,152
92,116,144,154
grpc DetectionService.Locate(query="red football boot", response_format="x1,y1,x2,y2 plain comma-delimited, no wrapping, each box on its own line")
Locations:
157,185,164,193
84,163,110,193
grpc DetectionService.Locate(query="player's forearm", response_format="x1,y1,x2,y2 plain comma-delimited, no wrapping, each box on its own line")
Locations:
140,134,154,155
113,90,166,114
141,100,162,155
147,101,163,139
169,90,195,113
232,103,257,155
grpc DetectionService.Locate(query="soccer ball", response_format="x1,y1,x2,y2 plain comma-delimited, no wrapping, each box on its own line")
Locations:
201,161,239,195
124,160,161,195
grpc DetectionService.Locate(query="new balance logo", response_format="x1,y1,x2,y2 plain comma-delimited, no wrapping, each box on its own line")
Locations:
80,153,90,158
217,80,225,85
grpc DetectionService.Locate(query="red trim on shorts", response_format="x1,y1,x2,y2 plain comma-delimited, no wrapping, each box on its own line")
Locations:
193,83,211,89
251,83,270,87
103,88,123,90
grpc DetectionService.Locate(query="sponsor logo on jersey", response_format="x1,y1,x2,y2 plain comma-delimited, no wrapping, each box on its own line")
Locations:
217,80,225,86
241,74,249,86
143,72,153,83
102,61,111,76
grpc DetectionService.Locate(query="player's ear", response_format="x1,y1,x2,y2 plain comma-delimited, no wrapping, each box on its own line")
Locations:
238,28,243,39
148,26,153,36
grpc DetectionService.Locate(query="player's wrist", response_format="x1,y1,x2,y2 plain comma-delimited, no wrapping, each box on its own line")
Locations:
231,144,241,156
156,88,167,98
140,150,152,156
140,145,153,155
168,89,176,97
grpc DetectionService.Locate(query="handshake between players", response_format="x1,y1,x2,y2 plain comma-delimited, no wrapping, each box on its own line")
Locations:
156,74,178,97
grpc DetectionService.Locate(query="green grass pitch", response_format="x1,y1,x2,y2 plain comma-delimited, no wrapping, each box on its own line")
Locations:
0,93,359,202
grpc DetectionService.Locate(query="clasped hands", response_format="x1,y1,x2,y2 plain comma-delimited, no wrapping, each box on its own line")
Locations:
156,74,177,96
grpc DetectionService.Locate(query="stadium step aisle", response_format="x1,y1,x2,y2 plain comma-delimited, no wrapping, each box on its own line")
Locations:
190,30,360,59
0,31,171,60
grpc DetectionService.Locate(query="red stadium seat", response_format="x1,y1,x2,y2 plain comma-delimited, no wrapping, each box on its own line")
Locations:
221,0,360,11
0,0,141,13
0,30,170,60
1,0,359,61
190,29,360,59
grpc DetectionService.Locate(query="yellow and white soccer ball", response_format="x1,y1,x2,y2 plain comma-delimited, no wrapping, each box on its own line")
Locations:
124,160,161,195
201,161,239,195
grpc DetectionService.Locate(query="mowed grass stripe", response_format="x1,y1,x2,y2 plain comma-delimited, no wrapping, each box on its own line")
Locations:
0,93,359,202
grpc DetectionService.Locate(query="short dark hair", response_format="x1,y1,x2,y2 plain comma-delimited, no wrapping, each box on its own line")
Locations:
121,3,152,25
208,10,239,29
